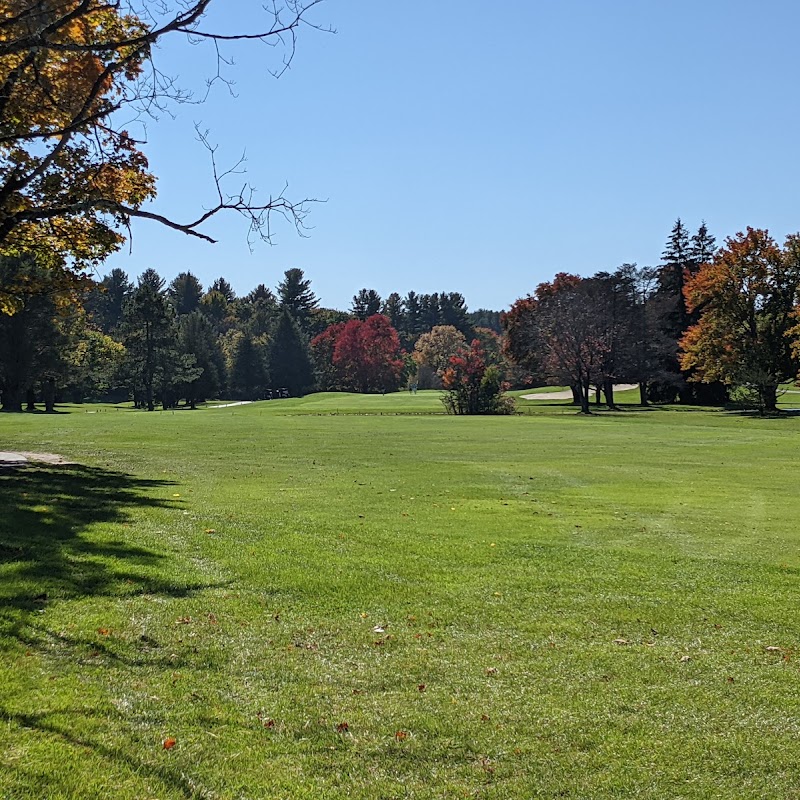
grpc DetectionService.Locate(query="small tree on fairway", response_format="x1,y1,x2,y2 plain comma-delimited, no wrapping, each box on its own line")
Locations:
441,340,514,415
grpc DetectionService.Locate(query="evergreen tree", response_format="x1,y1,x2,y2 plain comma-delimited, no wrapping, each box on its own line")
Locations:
86,267,132,333
439,292,472,338
351,288,382,320
246,284,276,304
690,221,717,270
178,312,225,407
168,271,204,315
137,268,166,294
211,277,236,303
403,291,424,339
420,292,441,330
199,290,230,332
467,309,502,334
381,292,405,330
228,332,267,400
268,308,315,396
277,268,318,332
122,283,176,411
0,255,69,412
652,219,698,402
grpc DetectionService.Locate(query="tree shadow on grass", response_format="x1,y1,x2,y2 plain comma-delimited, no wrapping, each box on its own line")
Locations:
0,463,233,797
0,705,212,799
0,463,225,640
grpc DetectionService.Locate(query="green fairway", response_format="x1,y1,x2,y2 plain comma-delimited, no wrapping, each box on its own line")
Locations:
2,396,800,798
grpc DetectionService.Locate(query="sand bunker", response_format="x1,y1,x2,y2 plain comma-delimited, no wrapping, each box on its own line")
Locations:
521,384,639,401
0,451,76,466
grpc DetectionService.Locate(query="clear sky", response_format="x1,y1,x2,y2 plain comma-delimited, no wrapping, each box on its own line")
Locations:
107,0,800,311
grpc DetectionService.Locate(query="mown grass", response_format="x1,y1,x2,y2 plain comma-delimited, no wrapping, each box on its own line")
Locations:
1,394,800,798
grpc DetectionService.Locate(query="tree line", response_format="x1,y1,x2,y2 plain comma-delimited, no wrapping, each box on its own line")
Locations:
503,221,800,413
0,260,507,411
2,219,799,414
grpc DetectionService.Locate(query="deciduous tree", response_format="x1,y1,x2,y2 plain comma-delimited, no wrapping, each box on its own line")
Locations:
0,0,325,274
680,228,800,412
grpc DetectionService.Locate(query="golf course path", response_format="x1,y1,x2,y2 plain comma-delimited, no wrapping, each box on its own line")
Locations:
207,401,253,409
0,451,75,466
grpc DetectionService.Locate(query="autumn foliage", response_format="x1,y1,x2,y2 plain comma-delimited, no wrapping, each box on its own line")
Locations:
441,340,514,415
680,228,800,411
312,315,405,393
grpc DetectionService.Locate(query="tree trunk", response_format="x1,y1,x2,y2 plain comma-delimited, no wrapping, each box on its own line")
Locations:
26,387,36,411
594,385,602,406
579,379,591,414
146,381,154,412
44,377,55,413
603,377,616,409
762,384,778,414
1,385,23,412
639,381,648,405
570,384,581,405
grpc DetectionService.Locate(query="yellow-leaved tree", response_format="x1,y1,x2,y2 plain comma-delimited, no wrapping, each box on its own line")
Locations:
0,0,324,313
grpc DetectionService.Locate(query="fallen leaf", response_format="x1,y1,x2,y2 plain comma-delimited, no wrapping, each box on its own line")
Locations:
680,655,691,662
336,721,349,733
163,737,176,750
394,730,408,741
480,714,490,722
172,494,181,498
485,667,498,676
97,627,111,636
372,626,385,634
613,638,629,646
204,528,216,534
765,646,783,653
176,616,192,625
418,683,426,692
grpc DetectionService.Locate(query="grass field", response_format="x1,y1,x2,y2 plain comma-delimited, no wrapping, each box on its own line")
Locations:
2,392,800,798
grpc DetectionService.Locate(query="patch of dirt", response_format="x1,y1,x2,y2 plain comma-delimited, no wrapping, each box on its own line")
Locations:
0,451,76,466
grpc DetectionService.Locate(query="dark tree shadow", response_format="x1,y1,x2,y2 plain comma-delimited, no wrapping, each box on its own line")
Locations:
0,463,226,639
0,463,235,796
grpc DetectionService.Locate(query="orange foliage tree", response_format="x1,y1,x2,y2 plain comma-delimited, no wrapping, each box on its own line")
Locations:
680,228,800,411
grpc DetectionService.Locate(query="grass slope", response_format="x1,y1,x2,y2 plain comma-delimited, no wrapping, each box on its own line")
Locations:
1,396,800,798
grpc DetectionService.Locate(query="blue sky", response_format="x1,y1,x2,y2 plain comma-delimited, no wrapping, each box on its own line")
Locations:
108,0,800,311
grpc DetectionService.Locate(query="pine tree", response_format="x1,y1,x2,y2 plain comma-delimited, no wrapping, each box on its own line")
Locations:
268,308,315,396
211,277,236,303
87,268,132,333
168,272,204,315
122,283,176,411
351,288,382,320
137,268,166,294
381,292,405,330
277,268,318,332
229,333,267,400
438,292,472,338
690,221,717,272
178,312,225,407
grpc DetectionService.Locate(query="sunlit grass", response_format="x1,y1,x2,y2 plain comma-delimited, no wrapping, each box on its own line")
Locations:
1,396,799,797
